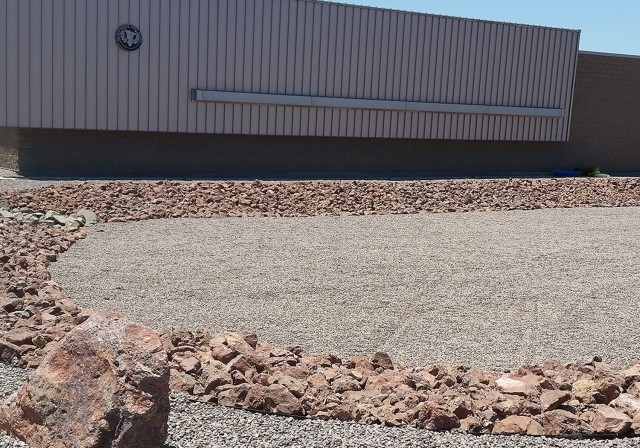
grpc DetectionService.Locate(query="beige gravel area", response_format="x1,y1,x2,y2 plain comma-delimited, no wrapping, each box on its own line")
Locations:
49,207,640,371
0,169,75,192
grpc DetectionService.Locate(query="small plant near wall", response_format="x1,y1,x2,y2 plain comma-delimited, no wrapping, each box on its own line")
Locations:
553,167,607,178
576,166,602,177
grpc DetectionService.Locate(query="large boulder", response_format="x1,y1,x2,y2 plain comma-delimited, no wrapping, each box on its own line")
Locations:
0,311,170,448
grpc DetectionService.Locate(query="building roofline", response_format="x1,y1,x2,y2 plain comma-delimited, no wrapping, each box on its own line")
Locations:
579,50,640,60
295,0,581,33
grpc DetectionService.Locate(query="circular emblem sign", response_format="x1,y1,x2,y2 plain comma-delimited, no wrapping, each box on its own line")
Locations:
115,24,143,51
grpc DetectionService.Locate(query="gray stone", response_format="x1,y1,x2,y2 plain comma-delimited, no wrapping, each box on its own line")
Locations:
75,209,99,226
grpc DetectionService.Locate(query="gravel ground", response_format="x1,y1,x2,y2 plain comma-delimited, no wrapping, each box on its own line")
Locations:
0,169,72,193
0,364,30,448
50,207,640,371
2,364,638,448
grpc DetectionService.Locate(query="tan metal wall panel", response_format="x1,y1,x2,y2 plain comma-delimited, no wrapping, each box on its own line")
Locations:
0,0,580,141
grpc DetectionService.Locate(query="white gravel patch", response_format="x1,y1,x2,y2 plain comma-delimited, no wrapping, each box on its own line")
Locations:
50,207,640,370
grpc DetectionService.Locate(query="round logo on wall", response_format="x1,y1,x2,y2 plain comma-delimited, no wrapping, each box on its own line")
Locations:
115,24,143,51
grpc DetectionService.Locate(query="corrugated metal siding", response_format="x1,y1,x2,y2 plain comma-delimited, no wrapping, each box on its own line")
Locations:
1,0,580,141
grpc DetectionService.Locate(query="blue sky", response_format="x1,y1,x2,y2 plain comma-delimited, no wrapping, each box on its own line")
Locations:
345,0,640,55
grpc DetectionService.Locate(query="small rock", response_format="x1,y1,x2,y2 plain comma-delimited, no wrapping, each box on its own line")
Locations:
75,209,99,226
370,352,394,371
242,332,258,349
176,355,200,374
200,361,232,394
610,393,640,417
542,409,593,436
409,401,460,430
591,405,632,435
496,376,538,397
632,413,640,435
492,415,544,435
169,368,197,393
4,329,36,346
540,390,571,412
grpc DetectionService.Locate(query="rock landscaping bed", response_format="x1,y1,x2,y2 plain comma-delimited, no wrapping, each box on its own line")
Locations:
1,178,640,445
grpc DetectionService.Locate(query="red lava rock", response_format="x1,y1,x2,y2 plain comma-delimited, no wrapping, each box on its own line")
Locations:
543,409,593,436
170,368,197,393
370,351,394,371
492,416,544,435
3,328,36,345
210,344,238,364
409,401,460,430
496,375,539,397
245,383,302,415
591,405,633,435
200,360,232,394
217,384,251,407
269,373,308,398
175,354,201,374
610,393,640,417
633,413,640,435
540,390,571,412
0,311,170,448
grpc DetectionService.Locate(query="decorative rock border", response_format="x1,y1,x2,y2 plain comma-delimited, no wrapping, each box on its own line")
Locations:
1,179,640,438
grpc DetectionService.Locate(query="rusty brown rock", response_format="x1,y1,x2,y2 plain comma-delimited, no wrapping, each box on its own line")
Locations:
243,382,303,415
633,413,640,435
409,401,460,430
496,376,538,397
628,381,640,398
609,393,640,418
331,374,362,393
0,311,170,448
217,384,251,407
269,373,307,398
3,328,36,346
593,378,621,404
622,364,640,386
542,409,593,436
540,390,571,412
170,368,197,393
459,416,483,433
492,416,544,435
242,332,258,349
307,373,329,391
210,344,237,364
591,405,632,435
200,360,232,394
345,355,374,371
370,351,394,371
175,354,200,374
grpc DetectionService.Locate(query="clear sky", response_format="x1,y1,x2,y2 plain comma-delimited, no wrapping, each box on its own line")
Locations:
344,0,640,55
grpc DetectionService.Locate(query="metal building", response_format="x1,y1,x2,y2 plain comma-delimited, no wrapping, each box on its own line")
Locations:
1,0,580,142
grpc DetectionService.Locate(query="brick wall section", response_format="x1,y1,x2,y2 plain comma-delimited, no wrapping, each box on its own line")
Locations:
4,52,640,177
0,127,17,170
566,53,640,171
